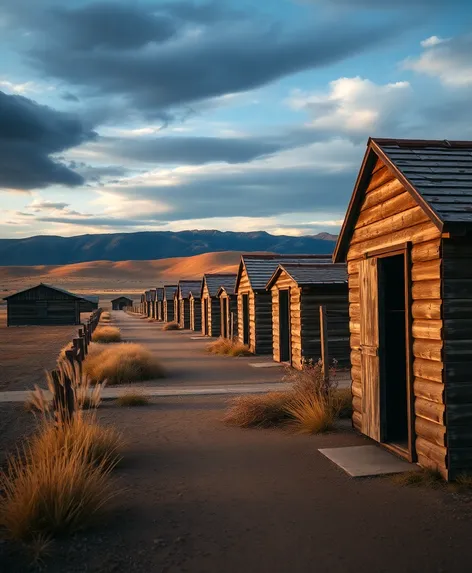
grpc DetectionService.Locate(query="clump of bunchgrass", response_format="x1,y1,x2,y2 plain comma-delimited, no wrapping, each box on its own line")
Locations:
117,392,150,407
83,343,165,385
207,337,252,357
92,326,121,343
163,321,180,331
223,392,292,428
100,311,111,323
392,468,444,488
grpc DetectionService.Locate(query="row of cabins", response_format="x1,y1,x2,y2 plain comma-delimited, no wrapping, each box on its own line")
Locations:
138,138,472,480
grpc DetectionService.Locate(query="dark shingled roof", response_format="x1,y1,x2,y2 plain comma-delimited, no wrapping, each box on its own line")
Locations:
237,254,332,292
111,296,133,303
4,283,98,303
335,138,472,261
267,263,347,289
178,280,202,299
202,274,237,298
150,289,157,302
145,290,152,302
156,287,164,301
163,285,178,301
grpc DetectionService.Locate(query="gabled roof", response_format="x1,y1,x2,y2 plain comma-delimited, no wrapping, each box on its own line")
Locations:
150,289,157,301
334,137,472,262
235,254,332,293
266,263,347,290
156,287,164,301
178,280,202,299
4,283,96,302
216,284,236,297
111,296,133,303
163,285,178,301
201,273,237,298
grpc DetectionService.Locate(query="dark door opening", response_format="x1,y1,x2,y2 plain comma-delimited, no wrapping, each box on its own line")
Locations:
222,298,228,338
242,294,250,345
379,254,409,449
279,290,290,363
203,298,209,335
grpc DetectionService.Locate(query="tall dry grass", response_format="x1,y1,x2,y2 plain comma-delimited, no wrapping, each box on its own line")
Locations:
92,326,121,343
100,311,111,323
207,337,252,357
223,392,292,428
163,321,180,331
83,343,165,385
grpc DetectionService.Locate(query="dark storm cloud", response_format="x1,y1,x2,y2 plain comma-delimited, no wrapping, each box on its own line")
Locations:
0,91,96,190
96,135,284,165
12,1,405,117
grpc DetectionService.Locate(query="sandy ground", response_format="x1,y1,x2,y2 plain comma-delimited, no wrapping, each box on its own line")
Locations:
3,396,472,572
0,308,88,392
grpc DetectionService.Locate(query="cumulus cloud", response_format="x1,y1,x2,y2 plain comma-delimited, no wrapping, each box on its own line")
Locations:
404,34,472,86
0,90,96,191
5,1,405,118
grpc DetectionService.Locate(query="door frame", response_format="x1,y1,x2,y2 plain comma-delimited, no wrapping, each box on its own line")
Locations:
364,242,416,462
278,288,291,363
242,294,250,346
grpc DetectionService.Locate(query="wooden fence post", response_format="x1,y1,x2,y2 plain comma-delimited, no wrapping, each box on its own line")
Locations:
51,368,74,422
319,305,329,389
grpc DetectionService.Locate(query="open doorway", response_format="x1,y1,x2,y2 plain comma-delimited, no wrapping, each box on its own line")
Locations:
242,294,250,345
279,290,290,363
203,299,209,335
222,298,228,338
378,254,410,451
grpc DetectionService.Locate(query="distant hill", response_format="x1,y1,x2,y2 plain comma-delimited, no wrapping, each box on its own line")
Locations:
0,230,336,266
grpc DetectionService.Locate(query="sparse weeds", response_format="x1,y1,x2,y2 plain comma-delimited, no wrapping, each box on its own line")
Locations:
92,326,121,343
163,321,180,331
207,337,252,357
392,468,444,488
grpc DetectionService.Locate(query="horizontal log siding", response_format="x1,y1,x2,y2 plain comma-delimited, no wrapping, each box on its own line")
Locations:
7,300,81,326
179,299,191,329
190,298,202,331
157,301,163,321
270,274,300,364
163,300,174,323
236,265,257,353
443,238,472,478
346,159,445,475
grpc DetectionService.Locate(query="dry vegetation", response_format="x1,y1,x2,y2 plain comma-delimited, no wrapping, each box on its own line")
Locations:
117,392,150,407
92,325,122,343
99,311,111,324
224,361,351,433
83,343,165,385
163,321,180,331
207,337,252,357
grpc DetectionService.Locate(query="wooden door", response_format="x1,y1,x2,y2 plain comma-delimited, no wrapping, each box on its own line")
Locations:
359,257,381,441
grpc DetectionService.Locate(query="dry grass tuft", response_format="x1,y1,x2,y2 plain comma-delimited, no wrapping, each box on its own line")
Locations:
223,392,292,428
92,326,121,343
117,392,150,407
455,473,472,489
147,317,157,322
83,343,165,385
392,468,444,488
163,321,180,330
207,337,252,357
0,416,119,541
285,391,339,434
100,311,111,324
332,387,352,419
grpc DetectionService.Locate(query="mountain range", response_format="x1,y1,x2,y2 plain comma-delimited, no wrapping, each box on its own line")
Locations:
0,231,337,266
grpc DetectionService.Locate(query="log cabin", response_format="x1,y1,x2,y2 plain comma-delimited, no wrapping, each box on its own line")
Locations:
111,296,133,310
235,255,331,354
216,284,239,339
144,290,152,317
4,283,94,326
139,293,145,314
177,280,202,329
266,263,349,369
163,285,178,322
79,295,99,313
201,274,237,337
156,288,164,321
150,289,157,319
333,137,472,480
189,288,202,332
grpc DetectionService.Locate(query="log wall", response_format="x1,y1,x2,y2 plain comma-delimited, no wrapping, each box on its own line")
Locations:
163,300,174,323
347,157,446,476
219,292,239,338
179,299,191,329
236,265,256,352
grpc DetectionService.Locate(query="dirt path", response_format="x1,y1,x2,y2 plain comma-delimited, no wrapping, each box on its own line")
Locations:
4,396,472,572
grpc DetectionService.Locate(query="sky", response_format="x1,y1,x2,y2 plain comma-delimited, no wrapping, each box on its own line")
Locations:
1,0,472,239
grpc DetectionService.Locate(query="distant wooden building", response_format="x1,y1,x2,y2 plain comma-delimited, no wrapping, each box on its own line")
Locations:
4,283,93,326
334,137,472,480
149,289,157,319
216,284,238,339
189,288,202,332
163,285,178,322
111,296,133,310
140,293,146,314
201,274,237,337
235,255,331,354
177,280,202,330
266,263,349,369
144,290,153,316
156,288,164,321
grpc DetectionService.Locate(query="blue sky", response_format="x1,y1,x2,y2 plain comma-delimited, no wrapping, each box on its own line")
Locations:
1,0,472,239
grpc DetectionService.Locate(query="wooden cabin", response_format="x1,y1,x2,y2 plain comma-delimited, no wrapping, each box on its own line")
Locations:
177,280,202,329
163,285,178,322
333,137,472,480
156,288,164,321
173,291,180,325
216,285,238,339
189,288,202,332
235,255,331,354
79,295,99,312
4,283,91,326
149,289,157,318
201,274,237,337
140,293,146,314
266,263,349,369
111,296,133,310
144,290,153,316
